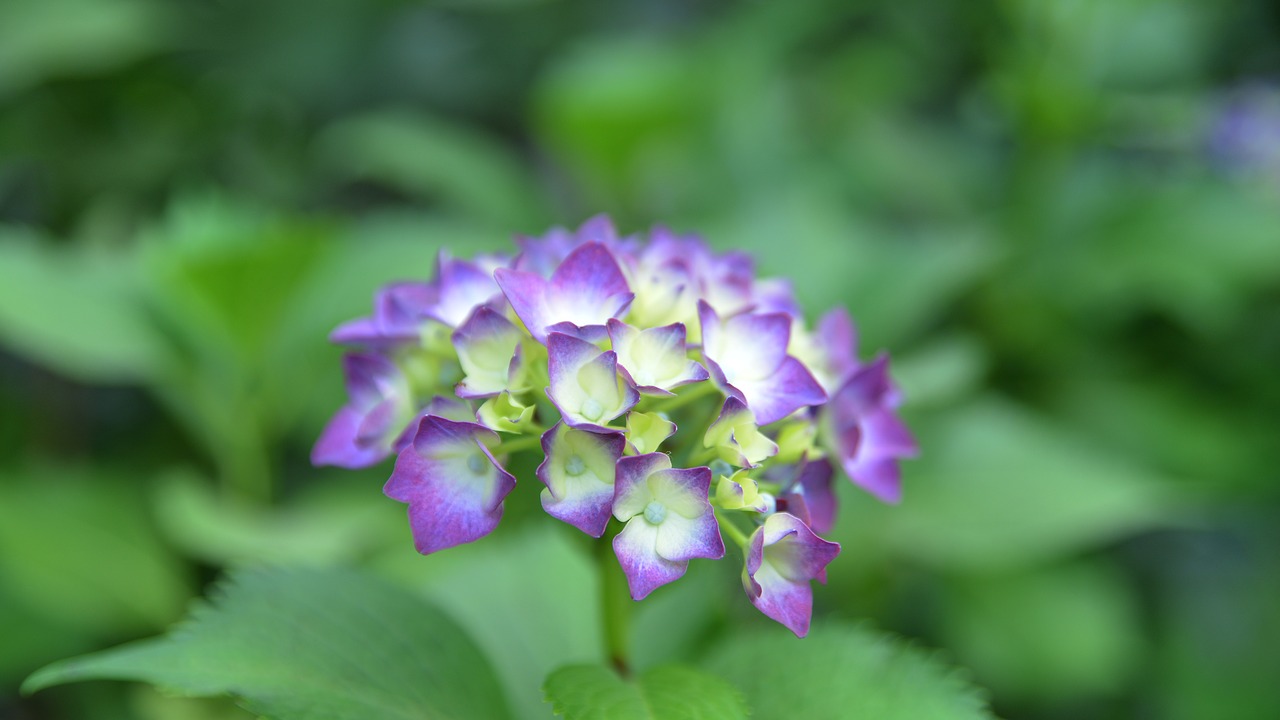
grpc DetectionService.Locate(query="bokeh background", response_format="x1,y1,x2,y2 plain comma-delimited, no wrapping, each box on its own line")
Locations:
3,0,1279,718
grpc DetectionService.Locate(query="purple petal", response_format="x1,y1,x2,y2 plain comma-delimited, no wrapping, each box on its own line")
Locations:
699,301,791,382
452,306,524,399
495,242,633,343
536,423,626,537
383,416,516,555
312,353,413,468
833,356,895,416
815,308,859,386
546,332,638,431
614,520,688,600
752,278,802,317
786,459,836,534
653,508,723,563
612,458,723,569
575,214,620,246
493,268,553,342
826,356,917,503
330,282,435,347
426,255,502,328
744,513,840,637
727,356,827,426
311,406,390,468
546,243,634,327
842,455,903,504
607,319,708,394
613,452,676,521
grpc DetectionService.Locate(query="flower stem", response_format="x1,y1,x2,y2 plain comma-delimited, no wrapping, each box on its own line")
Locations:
596,526,632,676
644,381,719,414
491,434,542,456
715,509,751,548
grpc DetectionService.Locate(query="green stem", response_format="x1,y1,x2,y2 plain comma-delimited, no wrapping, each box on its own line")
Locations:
492,434,543,455
644,381,719,414
596,527,632,676
715,509,750,548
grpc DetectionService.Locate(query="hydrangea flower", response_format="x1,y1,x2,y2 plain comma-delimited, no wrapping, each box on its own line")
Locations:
743,512,840,638
315,215,916,636
612,453,723,599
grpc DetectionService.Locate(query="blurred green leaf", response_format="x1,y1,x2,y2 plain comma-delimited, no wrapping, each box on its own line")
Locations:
544,664,746,720
879,397,1182,571
0,229,167,383
0,466,189,637
892,334,989,407
0,0,170,95
705,621,994,720
152,470,399,566
316,110,548,229
533,37,705,215
24,566,511,720
940,561,1143,702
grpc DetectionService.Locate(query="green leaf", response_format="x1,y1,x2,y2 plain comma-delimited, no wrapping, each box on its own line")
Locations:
0,229,168,383
0,466,189,637
877,397,1182,571
0,0,170,95
151,470,400,567
375,524,602,720
939,560,1143,702
24,567,511,720
315,110,547,229
544,664,747,720
705,622,994,720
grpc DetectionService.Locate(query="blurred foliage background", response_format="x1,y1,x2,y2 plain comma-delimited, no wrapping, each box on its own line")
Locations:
2,0,1279,718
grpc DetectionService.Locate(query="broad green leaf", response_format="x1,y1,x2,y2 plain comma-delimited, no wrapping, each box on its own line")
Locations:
24,567,511,720
0,230,167,383
544,664,747,720
874,397,1182,571
705,622,994,720
374,524,601,720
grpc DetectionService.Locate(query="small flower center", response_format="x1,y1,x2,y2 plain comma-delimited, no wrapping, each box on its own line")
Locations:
581,398,604,422
643,500,668,525
565,454,586,476
466,452,487,475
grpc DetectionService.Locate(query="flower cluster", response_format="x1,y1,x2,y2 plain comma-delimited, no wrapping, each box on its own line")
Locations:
314,216,916,637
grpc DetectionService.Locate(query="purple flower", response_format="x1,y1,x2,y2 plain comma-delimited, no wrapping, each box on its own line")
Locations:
495,242,634,343
822,356,918,503
383,415,516,555
743,512,840,638
778,458,837,535
613,454,724,599
311,353,415,468
422,254,505,329
329,282,435,348
545,332,639,432
792,308,860,394
699,301,826,426
606,319,708,395
452,306,526,399
537,423,626,537
514,215,639,277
